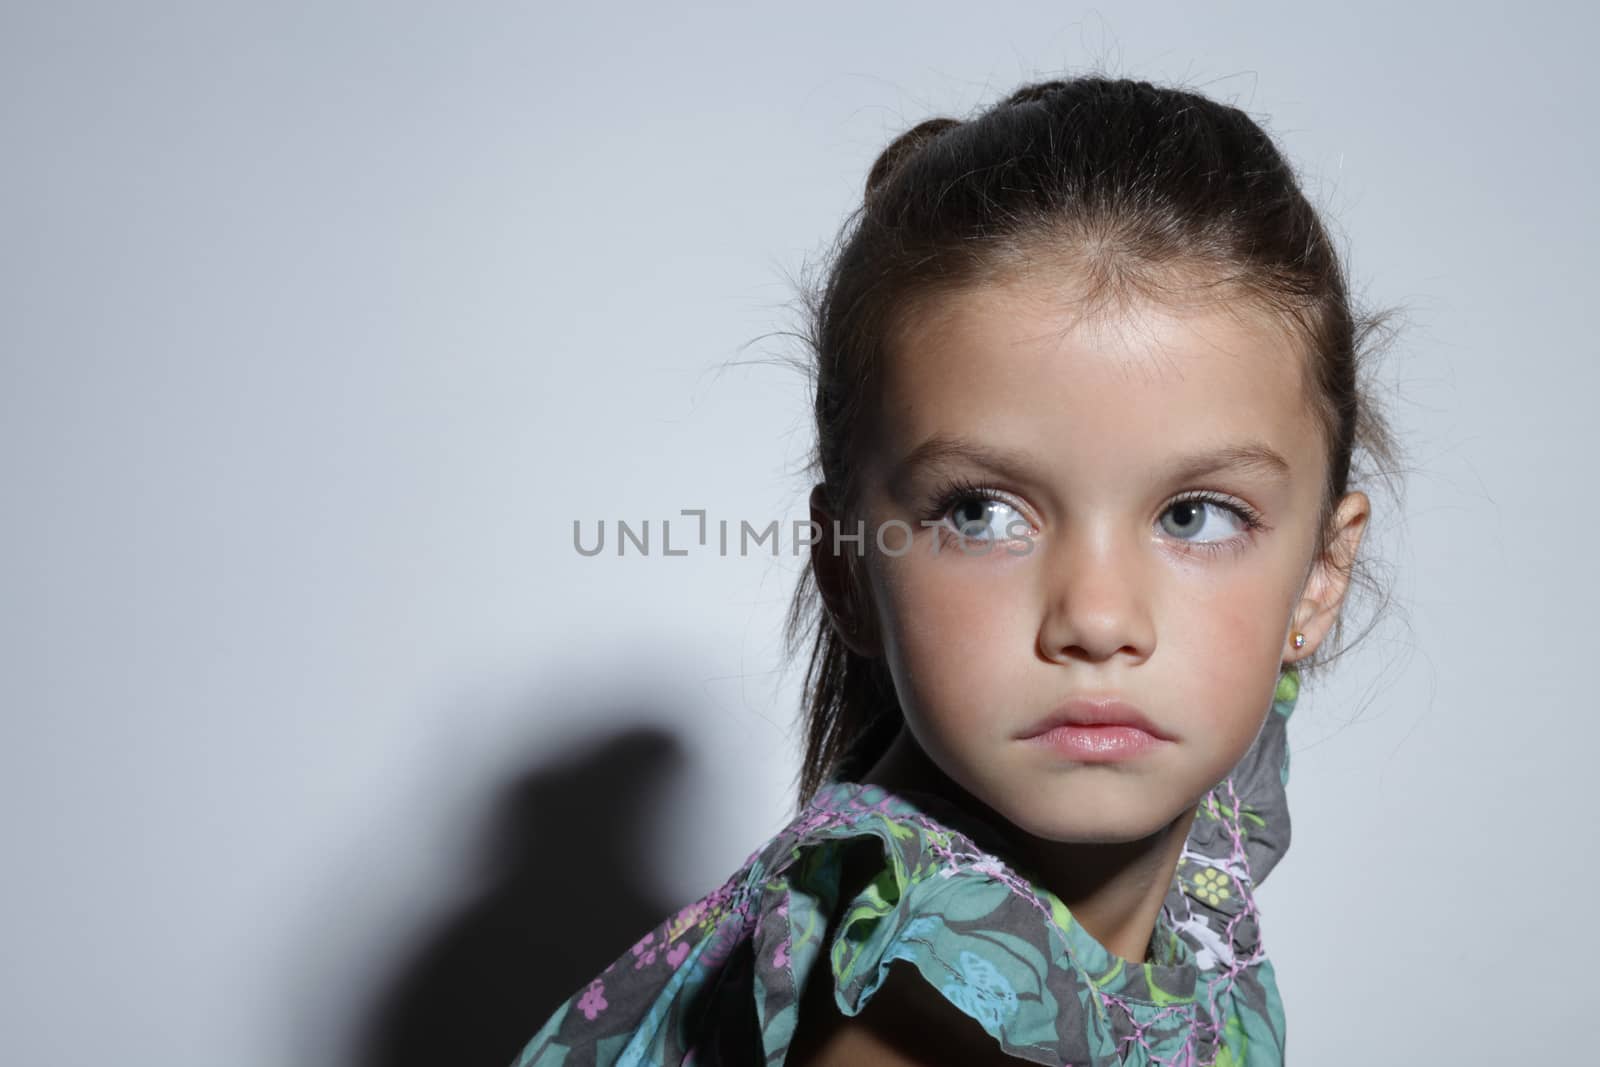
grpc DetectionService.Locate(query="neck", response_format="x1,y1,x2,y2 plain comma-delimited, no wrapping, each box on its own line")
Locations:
861,727,1196,965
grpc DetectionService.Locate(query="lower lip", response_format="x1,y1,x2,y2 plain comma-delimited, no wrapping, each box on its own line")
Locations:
1026,725,1166,762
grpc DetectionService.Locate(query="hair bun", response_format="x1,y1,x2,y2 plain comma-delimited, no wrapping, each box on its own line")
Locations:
864,117,962,202
1002,79,1073,107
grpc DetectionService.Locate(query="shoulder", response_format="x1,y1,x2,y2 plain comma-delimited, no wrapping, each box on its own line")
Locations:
785,954,1019,1067
781,824,1019,1067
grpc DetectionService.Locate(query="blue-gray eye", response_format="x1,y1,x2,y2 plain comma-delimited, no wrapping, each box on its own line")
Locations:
1160,497,1250,543
948,497,1022,540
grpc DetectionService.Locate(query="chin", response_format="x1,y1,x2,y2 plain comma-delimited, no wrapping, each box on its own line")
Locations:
1018,817,1174,846
992,791,1187,846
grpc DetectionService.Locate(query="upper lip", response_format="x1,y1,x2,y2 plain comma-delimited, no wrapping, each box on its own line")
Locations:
1016,698,1173,742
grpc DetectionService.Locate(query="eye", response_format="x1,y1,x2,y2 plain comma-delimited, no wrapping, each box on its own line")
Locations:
1158,493,1264,555
922,477,1034,544
946,495,1023,541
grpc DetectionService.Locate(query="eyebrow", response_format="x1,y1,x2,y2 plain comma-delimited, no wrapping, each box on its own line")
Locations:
894,432,1294,486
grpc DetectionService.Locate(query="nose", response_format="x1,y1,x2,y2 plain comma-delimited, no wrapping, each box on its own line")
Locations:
1036,524,1155,666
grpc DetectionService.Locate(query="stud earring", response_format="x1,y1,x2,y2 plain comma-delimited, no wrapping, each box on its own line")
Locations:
1292,632,1306,649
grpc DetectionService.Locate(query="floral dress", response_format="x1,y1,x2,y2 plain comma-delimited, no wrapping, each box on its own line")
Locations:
511,670,1300,1066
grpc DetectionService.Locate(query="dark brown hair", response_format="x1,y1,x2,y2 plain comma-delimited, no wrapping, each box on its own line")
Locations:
781,75,1406,809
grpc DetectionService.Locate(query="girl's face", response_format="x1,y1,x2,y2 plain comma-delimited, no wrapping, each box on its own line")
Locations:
842,273,1365,844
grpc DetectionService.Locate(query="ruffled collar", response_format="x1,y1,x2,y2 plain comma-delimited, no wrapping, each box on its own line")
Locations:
806,776,1202,996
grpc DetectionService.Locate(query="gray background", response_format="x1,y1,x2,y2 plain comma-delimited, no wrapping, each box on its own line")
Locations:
3,2,1593,1065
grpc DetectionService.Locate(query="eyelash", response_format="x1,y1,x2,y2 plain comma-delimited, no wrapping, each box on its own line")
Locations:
920,477,1268,558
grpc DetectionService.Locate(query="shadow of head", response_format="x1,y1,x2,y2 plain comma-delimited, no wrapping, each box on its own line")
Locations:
356,722,688,1067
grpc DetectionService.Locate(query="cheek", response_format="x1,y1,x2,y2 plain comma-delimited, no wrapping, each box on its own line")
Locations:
1178,572,1297,731
1190,591,1276,666
871,551,1034,728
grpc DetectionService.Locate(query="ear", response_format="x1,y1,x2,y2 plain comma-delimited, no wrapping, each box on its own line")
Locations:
1285,491,1371,663
808,483,883,658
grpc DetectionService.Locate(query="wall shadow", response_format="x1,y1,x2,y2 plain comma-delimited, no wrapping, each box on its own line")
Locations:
354,722,688,1067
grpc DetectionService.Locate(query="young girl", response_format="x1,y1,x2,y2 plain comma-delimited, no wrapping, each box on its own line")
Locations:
512,74,1397,1066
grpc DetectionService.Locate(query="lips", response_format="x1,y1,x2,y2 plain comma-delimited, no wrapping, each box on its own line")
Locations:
1016,698,1173,742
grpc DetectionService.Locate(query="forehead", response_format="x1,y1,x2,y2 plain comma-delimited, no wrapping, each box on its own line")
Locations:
876,276,1318,476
